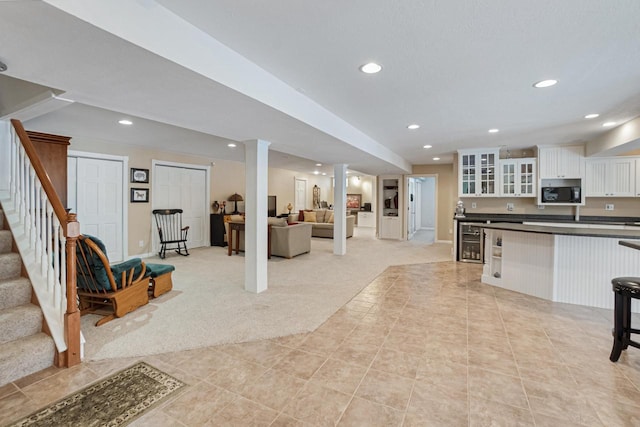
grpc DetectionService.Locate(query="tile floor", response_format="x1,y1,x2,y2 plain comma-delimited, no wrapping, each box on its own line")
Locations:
1,262,640,426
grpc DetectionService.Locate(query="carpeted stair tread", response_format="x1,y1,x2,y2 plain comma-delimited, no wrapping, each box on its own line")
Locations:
0,230,11,254
0,332,55,386
0,252,21,281
0,304,43,345
0,277,31,311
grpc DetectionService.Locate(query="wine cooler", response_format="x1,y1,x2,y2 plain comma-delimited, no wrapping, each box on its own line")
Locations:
458,222,484,263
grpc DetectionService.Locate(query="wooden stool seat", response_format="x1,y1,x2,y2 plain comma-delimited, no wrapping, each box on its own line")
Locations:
610,277,640,362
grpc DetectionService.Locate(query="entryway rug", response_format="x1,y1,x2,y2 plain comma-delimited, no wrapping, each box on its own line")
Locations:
8,362,185,427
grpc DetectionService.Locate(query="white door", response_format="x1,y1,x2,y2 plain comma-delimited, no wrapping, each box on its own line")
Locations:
72,157,124,261
294,178,307,212
153,164,207,251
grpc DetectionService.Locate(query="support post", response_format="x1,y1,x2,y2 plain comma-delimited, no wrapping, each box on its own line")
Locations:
334,164,348,255
244,139,270,293
64,213,81,366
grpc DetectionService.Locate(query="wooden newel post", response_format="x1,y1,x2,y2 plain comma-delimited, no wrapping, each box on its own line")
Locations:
64,213,81,367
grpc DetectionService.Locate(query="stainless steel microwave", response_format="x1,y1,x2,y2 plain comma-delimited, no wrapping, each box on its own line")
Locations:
541,186,581,203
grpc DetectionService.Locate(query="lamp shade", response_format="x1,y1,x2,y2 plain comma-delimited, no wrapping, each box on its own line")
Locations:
228,193,243,214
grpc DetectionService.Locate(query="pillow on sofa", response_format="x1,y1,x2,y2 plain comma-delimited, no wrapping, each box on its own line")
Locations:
304,211,317,222
327,212,334,223
298,210,305,221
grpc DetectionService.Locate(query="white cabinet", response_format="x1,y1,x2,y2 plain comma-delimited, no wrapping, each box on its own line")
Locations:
380,216,402,239
357,211,376,228
538,145,584,179
499,158,537,197
379,176,403,239
586,158,635,197
458,149,499,197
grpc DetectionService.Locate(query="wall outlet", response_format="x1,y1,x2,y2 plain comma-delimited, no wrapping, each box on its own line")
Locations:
448,228,452,234
605,204,614,211
506,203,514,211
139,240,144,247
471,202,477,209
537,205,545,210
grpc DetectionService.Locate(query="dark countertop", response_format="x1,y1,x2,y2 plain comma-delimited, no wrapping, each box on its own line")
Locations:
454,213,640,226
480,222,640,239
620,240,640,251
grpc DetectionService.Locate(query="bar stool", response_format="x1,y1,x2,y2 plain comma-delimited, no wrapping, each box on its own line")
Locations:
610,277,640,362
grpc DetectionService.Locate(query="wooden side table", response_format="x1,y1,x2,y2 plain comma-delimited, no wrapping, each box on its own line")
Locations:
227,222,271,258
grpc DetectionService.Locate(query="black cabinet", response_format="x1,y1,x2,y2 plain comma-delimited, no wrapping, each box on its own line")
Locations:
210,214,226,247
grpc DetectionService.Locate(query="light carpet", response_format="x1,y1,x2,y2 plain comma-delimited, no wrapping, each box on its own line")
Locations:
81,228,453,360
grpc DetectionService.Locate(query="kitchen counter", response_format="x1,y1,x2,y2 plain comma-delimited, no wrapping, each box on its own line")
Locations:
480,222,640,239
479,224,640,313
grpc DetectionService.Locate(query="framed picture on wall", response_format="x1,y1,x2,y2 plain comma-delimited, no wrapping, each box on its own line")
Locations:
130,188,149,203
346,193,361,209
130,168,149,183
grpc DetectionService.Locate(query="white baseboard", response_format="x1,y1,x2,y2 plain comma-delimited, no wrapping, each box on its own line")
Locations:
436,239,453,244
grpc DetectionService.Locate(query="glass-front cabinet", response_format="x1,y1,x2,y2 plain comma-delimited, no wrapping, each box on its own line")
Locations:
500,158,537,197
458,149,499,197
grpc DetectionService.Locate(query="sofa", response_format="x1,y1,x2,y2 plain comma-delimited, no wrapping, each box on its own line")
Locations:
289,209,355,238
223,216,312,258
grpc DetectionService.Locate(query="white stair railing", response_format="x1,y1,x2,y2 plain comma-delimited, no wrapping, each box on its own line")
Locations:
0,119,81,366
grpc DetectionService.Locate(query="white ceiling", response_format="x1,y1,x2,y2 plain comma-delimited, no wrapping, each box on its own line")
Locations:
1,0,640,175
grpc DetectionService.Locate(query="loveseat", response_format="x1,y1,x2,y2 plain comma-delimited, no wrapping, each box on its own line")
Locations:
289,209,355,238
223,216,312,258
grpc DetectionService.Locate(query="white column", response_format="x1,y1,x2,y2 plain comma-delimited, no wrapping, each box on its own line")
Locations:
333,164,347,255
244,139,270,293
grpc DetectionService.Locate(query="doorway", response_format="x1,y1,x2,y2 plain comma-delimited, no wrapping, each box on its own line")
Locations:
152,161,210,251
406,175,437,244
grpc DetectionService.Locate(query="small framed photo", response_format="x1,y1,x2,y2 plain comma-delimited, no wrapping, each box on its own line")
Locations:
130,188,149,203
130,168,149,183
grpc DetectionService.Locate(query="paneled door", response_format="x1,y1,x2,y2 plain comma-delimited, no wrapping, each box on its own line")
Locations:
153,164,208,251
294,177,307,212
70,156,124,261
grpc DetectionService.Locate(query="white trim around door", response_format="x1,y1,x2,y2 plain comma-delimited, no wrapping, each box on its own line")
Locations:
151,160,211,253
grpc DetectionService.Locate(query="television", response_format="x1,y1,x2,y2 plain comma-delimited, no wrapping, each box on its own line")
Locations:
268,195,277,217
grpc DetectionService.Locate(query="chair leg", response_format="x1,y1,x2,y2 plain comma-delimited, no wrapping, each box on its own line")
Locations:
623,294,632,350
610,291,626,362
159,243,166,259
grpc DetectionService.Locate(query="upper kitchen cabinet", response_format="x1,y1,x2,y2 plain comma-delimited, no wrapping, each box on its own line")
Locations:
499,158,537,197
458,148,499,197
538,145,584,179
585,158,636,197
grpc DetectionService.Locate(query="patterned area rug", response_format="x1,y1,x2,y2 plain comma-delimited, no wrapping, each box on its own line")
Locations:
9,362,185,427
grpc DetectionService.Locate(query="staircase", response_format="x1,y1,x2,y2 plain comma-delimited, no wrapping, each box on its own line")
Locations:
0,209,55,386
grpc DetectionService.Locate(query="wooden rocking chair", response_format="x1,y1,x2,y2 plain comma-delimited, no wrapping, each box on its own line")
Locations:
152,209,190,259
76,235,150,326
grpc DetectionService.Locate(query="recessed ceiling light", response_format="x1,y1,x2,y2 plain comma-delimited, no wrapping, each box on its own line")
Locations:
313,170,320,175
322,172,327,176
488,129,499,133
433,157,440,161
315,163,322,166
118,119,133,125
423,145,432,149
359,62,382,74
533,79,558,88
602,122,617,127
407,124,420,130
584,113,599,119
227,143,236,148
